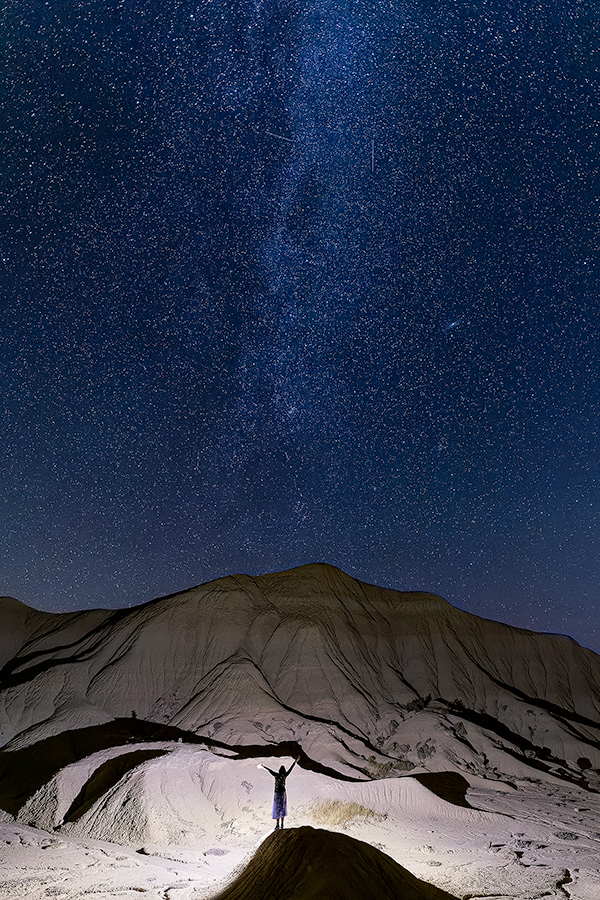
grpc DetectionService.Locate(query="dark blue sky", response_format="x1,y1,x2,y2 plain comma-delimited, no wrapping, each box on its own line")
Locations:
1,1,599,651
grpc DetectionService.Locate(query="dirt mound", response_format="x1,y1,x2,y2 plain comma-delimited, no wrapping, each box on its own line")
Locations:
0,718,203,816
62,748,168,823
212,826,459,900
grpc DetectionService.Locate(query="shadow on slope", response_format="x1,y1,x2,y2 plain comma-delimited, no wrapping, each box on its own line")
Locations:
0,720,358,817
0,718,205,816
442,699,599,792
62,748,168,823
413,772,472,808
211,826,459,900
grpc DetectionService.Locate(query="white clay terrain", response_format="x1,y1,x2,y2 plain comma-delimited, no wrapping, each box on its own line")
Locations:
1,564,599,898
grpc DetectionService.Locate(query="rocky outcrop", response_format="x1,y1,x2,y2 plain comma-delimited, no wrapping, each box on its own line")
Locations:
1,564,599,787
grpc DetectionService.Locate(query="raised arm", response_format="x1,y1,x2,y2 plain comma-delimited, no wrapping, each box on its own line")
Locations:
286,757,300,776
263,766,278,777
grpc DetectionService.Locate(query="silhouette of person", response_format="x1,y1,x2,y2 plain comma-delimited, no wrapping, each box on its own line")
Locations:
257,757,300,829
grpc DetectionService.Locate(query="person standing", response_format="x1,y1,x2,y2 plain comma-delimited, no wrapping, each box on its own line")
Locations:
257,756,300,829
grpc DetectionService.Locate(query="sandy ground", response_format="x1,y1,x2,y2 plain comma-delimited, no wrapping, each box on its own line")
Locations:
3,566,600,900
2,750,600,899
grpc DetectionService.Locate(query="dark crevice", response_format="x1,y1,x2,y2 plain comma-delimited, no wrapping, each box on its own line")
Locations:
0,719,206,815
175,649,391,759
217,740,362,781
205,652,395,759
0,718,366,816
267,692,389,759
0,609,132,690
62,748,168,823
440,699,599,793
441,698,542,755
388,663,420,698
459,648,600,735
556,869,573,897
548,716,600,753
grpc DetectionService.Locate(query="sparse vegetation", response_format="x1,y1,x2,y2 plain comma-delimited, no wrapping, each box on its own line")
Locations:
405,694,432,712
416,739,436,761
362,756,415,778
304,800,384,827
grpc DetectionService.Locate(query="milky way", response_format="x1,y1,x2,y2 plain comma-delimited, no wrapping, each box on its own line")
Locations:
1,0,599,650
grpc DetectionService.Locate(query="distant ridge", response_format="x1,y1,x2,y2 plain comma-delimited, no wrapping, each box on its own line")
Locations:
1,563,599,794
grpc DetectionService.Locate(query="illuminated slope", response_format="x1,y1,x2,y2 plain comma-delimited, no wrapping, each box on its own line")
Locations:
1,564,599,786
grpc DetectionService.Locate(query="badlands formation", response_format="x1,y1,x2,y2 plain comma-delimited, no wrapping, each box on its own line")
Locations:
1,563,599,899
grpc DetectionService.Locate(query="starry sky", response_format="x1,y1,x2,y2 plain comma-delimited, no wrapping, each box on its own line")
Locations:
1,0,599,651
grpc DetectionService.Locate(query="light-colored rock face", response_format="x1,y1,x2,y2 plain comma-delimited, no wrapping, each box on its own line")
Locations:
4,746,600,900
2,564,600,900
0,596,55,670
1,563,600,780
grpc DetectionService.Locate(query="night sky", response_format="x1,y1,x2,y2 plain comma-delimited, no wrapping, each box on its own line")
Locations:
1,1,599,651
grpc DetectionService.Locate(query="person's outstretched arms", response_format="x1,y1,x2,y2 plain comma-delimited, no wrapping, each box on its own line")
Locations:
262,766,278,777
286,756,300,776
